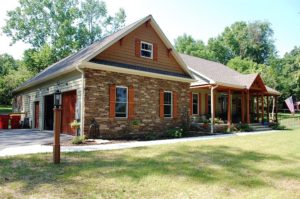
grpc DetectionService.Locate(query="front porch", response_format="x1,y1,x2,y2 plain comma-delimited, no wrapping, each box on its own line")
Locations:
190,78,279,132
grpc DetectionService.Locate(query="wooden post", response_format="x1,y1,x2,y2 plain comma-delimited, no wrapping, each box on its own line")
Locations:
275,96,278,123
211,88,215,133
266,96,269,123
241,91,245,123
53,108,62,164
246,90,250,124
227,89,231,127
261,94,264,124
256,95,259,122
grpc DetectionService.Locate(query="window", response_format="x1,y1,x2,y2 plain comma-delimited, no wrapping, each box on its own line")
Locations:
115,86,128,118
140,41,153,59
192,93,198,115
164,91,172,118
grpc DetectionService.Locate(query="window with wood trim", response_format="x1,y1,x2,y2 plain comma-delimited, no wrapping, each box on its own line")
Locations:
164,91,172,118
140,41,153,59
115,86,128,118
192,93,199,115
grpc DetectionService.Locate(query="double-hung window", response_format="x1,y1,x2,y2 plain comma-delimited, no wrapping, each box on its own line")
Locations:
140,41,153,59
164,91,172,118
192,93,199,115
115,86,128,118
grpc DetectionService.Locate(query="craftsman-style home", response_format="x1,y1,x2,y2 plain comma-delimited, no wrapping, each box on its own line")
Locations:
12,15,280,137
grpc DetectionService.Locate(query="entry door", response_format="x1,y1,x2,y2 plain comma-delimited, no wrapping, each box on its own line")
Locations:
62,90,77,135
34,101,40,129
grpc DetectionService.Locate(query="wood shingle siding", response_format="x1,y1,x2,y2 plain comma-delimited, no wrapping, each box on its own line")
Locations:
95,24,185,75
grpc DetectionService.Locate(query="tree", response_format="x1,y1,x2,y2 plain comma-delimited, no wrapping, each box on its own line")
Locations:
3,0,126,73
174,34,216,61
0,62,33,105
216,21,276,64
0,54,18,76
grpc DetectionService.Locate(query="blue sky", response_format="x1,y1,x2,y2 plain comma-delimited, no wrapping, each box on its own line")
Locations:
0,0,299,59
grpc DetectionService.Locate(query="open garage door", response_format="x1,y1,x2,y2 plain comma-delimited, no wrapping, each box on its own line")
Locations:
44,95,54,130
62,90,77,135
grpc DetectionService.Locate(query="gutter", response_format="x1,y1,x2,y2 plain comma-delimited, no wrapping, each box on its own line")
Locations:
75,65,85,136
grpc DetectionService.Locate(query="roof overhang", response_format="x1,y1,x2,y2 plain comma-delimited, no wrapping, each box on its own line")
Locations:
83,61,195,83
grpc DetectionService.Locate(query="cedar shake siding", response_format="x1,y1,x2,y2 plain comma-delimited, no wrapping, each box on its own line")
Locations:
93,23,185,75
84,69,190,138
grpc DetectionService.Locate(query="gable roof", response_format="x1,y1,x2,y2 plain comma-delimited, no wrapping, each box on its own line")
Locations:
181,53,280,95
14,15,193,93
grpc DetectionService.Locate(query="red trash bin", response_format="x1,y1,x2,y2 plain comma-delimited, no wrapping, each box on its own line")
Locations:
0,115,10,129
10,115,21,129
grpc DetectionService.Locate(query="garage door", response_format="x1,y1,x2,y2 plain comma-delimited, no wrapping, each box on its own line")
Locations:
61,90,77,135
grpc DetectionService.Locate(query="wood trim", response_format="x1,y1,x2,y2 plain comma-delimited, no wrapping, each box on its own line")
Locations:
173,91,178,118
135,38,141,57
128,85,135,120
109,84,116,119
159,89,164,118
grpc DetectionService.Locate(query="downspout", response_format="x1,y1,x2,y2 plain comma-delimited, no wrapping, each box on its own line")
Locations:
75,65,85,136
210,85,219,133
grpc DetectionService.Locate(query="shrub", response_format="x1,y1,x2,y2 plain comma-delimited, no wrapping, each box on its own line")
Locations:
226,125,238,133
70,120,80,129
72,135,87,144
235,123,254,132
167,127,184,138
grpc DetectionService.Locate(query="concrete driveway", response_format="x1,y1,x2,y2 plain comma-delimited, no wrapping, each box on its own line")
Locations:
0,129,73,150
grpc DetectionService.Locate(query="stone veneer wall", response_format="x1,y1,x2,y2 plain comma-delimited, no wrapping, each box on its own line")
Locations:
84,69,190,139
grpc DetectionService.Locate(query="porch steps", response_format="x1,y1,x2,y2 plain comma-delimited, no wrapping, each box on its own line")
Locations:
249,123,273,131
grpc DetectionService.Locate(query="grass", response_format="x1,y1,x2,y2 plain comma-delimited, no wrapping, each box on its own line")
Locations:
0,105,12,114
1,129,300,198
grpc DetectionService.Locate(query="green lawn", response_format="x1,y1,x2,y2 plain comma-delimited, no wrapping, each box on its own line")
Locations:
0,105,12,114
1,129,300,198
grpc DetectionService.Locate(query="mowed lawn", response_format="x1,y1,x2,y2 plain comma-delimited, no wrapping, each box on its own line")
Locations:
1,129,300,198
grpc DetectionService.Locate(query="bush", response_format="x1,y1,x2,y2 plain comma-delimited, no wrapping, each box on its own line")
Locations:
226,125,238,133
235,123,254,132
167,127,184,138
72,135,87,144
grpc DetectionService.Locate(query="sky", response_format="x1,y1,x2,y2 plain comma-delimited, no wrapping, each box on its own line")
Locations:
0,0,299,59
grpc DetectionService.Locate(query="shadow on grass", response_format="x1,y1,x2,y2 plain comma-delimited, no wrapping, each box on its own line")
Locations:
0,144,296,194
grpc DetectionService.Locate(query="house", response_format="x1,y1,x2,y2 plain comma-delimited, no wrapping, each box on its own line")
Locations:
183,54,280,132
12,15,194,138
12,15,280,137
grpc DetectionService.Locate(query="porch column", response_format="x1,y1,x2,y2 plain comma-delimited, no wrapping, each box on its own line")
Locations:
227,89,232,127
246,90,250,124
275,96,278,123
256,95,259,122
261,94,264,124
266,96,269,123
210,88,215,133
241,91,245,123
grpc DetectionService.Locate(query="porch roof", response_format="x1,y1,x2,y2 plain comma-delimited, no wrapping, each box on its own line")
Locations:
181,54,280,96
